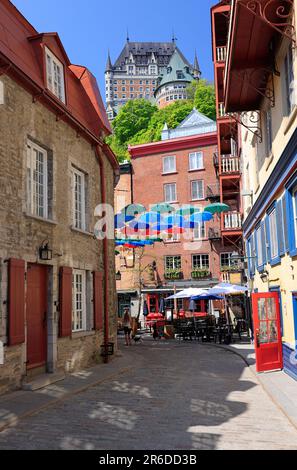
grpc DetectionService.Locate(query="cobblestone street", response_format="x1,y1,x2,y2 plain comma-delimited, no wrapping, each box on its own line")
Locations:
0,337,297,450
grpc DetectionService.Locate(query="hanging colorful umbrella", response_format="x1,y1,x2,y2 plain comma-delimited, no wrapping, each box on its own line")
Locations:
176,205,201,216
152,223,173,232
189,211,213,224
150,203,175,213
128,220,151,230
163,214,185,227
114,213,134,229
138,212,164,225
167,226,185,235
204,203,230,214
121,203,146,216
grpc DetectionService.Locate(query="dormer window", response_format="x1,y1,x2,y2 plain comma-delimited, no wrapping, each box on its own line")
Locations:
45,46,65,103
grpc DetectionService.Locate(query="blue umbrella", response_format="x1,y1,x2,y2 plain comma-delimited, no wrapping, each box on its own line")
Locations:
163,214,185,227
115,213,134,229
128,220,151,230
152,222,173,231
159,298,165,314
189,211,213,224
191,293,223,300
138,212,164,225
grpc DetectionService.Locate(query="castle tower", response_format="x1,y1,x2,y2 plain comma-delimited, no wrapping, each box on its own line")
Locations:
154,48,199,109
104,40,197,120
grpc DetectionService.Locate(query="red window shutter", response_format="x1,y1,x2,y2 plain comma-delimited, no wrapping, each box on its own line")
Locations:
59,267,73,337
93,271,103,330
9,258,25,346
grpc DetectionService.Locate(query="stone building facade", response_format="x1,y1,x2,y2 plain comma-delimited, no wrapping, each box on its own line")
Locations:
105,40,200,119
0,0,119,395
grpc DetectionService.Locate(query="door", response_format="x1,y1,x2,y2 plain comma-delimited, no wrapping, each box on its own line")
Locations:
147,294,159,313
252,292,283,373
26,264,48,369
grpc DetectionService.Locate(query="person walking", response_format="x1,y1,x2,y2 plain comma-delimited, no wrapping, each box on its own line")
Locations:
123,308,132,346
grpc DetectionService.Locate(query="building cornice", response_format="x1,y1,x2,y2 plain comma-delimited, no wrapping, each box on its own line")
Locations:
129,132,217,158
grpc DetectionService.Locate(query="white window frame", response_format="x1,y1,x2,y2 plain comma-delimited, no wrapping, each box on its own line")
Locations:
193,223,206,240
163,156,176,174
27,140,48,219
164,183,177,203
189,151,203,171
269,208,278,259
45,46,66,103
72,167,86,231
192,254,209,270
165,256,181,270
72,270,87,332
220,252,238,268
191,180,204,201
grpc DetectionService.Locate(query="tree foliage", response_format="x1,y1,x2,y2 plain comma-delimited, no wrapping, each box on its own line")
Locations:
107,79,216,162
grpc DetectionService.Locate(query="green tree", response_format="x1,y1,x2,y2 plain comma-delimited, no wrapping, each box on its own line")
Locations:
130,101,193,145
112,99,157,145
192,79,216,121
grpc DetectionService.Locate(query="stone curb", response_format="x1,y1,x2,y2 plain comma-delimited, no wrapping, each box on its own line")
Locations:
0,365,132,433
203,342,297,431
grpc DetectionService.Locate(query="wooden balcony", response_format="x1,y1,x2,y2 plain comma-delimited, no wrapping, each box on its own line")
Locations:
221,155,240,174
223,211,242,230
216,46,227,62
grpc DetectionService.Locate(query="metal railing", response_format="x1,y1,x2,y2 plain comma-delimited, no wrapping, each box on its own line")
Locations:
221,155,240,173
216,47,227,62
223,211,242,230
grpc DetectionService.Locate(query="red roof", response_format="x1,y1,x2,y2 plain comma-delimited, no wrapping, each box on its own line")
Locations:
0,0,116,163
128,132,217,158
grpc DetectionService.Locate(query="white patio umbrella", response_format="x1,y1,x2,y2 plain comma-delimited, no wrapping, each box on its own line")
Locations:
213,283,248,294
165,288,208,300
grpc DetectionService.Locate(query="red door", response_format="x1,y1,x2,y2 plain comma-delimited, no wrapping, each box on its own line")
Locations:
26,264,48,369
252,292,283,373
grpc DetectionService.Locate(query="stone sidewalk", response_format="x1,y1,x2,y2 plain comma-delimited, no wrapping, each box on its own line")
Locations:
0,351,131,432
208,341,297,430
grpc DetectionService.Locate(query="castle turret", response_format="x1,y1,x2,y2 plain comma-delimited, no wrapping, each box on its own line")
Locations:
193,51,201,79
154,48,196,109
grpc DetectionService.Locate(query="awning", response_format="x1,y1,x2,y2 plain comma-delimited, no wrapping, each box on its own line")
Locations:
165,288,208,300
225,0,295,112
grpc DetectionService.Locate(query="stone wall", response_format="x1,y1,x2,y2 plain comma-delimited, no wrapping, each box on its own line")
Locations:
0,74,117,394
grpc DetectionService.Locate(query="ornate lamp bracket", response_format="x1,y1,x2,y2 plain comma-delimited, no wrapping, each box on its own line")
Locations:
227,110,263,143
238,0,296,46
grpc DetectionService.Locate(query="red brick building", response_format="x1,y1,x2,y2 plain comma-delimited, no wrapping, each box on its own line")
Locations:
115,109,240,319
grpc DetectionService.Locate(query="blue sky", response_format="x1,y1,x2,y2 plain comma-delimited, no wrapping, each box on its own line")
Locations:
12,0,216,102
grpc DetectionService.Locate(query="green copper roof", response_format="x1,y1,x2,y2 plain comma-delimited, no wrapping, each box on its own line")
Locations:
156,48,195,90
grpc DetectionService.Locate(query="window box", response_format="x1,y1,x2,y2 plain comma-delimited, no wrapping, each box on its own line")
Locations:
164,269,183,280
220,265,241,272
191,269,210,279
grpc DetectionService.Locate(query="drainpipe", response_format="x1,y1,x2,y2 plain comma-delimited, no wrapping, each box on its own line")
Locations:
95,144,110,363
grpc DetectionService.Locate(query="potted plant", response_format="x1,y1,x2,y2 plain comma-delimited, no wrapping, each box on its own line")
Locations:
164,268,182,280
191,269,210,279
